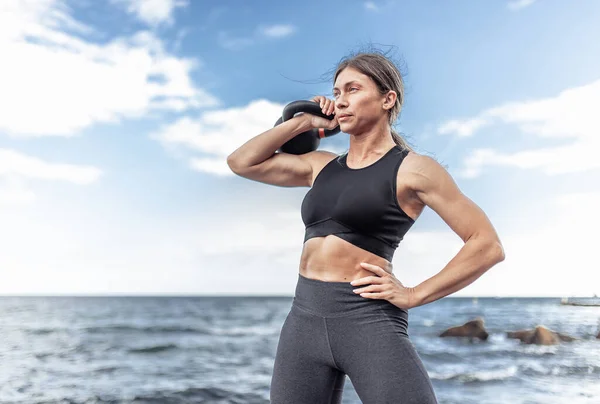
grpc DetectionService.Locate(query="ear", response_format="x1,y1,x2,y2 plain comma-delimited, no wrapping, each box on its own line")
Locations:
382,90,397,111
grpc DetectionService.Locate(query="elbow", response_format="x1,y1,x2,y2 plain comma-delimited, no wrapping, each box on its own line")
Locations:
488,239,505,265
226,154,237,172
469,232,506,265
227,154,244,174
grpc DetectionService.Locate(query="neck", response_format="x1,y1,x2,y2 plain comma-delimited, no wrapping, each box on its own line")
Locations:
347,122,396,162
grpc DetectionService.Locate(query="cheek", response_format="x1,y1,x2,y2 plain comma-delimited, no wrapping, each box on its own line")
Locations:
355,99,381,122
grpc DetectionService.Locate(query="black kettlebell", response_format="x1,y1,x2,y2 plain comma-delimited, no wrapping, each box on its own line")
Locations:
275,100,341,155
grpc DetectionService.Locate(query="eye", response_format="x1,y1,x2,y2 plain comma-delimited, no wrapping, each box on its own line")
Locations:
350,87,358,92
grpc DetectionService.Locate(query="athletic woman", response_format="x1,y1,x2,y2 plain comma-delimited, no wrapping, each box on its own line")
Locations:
227,51,505,404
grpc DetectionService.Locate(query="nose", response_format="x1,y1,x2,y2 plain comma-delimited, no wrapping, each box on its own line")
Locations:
335,95,348,110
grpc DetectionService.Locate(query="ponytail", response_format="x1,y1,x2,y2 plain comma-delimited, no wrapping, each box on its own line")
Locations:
391,129,412,152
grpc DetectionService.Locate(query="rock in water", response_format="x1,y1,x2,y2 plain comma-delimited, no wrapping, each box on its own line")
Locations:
439,317,489,341
506,325,576,345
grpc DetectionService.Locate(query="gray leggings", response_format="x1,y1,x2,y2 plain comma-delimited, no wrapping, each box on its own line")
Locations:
270,273,438,404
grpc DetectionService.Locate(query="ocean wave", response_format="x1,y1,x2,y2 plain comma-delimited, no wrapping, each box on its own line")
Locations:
521,363,600,376
128,343,179,354
92,366,121,374
129,387,267,404
429,362,600,384
419,351,464,361
26,327,61,335
209,326,278,337
516,344,559,355
82,325,209,334
429,365,518,383
24,324,277,337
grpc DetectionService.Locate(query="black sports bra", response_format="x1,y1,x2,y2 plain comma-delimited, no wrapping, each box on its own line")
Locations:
300,145,415,261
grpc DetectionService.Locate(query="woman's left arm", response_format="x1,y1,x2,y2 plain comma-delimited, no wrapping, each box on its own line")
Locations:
407,154,506,308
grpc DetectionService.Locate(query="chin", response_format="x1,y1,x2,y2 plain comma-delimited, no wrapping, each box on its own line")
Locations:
339,122,354,134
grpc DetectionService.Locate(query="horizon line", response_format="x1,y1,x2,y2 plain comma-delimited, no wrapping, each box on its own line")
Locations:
0,294,595,299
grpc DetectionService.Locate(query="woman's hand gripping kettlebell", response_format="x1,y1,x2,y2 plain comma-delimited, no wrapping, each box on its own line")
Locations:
306,96,338,130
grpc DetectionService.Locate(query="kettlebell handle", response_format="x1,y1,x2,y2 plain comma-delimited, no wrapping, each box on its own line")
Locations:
275,100,341,155
281,100,340,139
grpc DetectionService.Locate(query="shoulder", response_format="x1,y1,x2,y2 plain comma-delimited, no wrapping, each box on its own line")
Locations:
300,149,340,186
398,151,457,195
306,149,339,161
300,149,339,169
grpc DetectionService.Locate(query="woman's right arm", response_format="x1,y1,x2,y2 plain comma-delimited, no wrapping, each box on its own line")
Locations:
227,100,337,187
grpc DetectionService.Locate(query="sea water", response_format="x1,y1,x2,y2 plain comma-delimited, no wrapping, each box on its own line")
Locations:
1,296,599,403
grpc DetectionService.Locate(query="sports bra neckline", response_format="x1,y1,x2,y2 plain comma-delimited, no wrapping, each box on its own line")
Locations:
340,145,399,171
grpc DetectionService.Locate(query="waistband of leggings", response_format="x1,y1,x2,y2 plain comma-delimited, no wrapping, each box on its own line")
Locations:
293,273,404,317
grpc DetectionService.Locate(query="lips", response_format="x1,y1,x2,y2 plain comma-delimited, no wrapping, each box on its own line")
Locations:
338,113,352,120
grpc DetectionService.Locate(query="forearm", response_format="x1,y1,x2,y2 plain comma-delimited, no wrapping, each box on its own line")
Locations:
411,236,505,307
227,115,311,169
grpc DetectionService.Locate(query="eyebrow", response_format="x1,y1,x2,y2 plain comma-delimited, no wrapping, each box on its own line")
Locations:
332,80,361,92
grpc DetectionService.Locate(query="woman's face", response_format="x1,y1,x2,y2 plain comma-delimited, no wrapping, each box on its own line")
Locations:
333,66,387,135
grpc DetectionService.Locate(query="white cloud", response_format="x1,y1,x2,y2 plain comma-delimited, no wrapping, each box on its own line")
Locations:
189,157,231,176
152,99,284,175
217,31,255,51
152,99,282,175
394,190,600,297
468,191,600,297
0,0,217,138
258,24,296,38
0,172,596,296
437,117,489,137
364,2,379,11
0,177,36,206
112,0,189,26
0,148,101,205
438,79,600,178
152,99,347,175
393,229,463,288
219,23,297,50
0,202,307,295
153,99,283,154
364,1,399,13
0,188,457,295
0,148,102,184
507,0,537,11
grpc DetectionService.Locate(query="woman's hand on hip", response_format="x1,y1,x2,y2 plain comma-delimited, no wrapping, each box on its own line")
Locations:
351,263,418,309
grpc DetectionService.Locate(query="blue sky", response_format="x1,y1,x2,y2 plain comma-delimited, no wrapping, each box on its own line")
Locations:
1,0,599,296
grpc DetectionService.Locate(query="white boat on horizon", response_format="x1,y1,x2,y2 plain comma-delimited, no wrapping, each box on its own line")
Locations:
560,296,600,306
